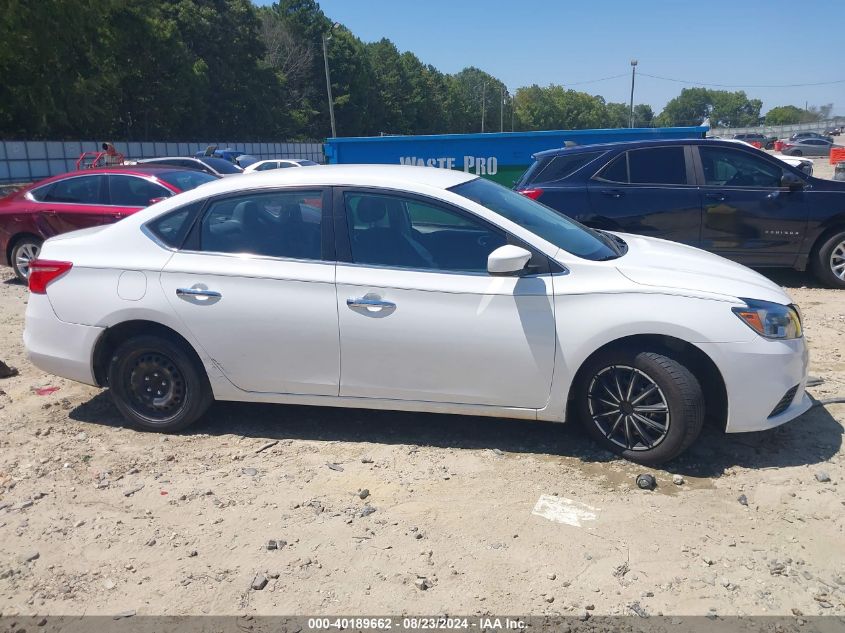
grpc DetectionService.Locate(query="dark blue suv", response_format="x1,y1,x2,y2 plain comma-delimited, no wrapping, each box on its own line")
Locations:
515,139,845,287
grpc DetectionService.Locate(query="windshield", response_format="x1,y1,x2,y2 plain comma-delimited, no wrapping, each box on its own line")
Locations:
201,157,243,174
450,177,620,261
157,170,218,192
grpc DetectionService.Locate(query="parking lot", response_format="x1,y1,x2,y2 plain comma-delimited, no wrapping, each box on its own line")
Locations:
0,259,843,617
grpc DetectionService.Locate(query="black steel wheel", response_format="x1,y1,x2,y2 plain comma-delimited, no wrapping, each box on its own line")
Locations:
575,349,704,465
108,334,212,432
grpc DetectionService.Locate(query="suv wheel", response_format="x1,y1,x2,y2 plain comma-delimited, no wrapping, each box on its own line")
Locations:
813,230,845,288
11,236,42,283
575,349,704,465
107,335,212,432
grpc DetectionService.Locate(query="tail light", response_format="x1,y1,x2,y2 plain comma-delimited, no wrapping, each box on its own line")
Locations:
518,188,544,200
782,143,793,149
28,260,73,294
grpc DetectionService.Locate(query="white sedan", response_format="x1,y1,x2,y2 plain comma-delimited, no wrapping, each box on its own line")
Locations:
243,158,319,173
22,166,810,465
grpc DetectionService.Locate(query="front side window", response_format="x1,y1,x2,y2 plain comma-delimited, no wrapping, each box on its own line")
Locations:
699,146,783,187
345,192,506,272
157,169,217,192
451,177,620,261
108,175,171,207
200,190,323,259
41,175,106,204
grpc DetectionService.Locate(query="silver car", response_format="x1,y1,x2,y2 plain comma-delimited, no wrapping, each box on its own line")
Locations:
781,138,841,157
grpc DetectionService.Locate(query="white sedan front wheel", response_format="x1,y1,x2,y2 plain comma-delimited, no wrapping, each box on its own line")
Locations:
577,349,704,465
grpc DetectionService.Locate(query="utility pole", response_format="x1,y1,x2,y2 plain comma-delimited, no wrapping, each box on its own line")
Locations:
322,30,337,138
500,86,505,132
481,82,487,133
629,59,638,128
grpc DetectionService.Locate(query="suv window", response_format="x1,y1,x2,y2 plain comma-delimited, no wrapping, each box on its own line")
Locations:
529,151,604,184
345,192,506,272
595,153,628,183
40,175,107,204
200,191,323,259
628,147,687,184
108,175,171,207
699,146,783,187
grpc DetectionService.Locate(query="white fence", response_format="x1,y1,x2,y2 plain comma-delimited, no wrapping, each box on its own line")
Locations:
0,140,326,183
712,117,845,138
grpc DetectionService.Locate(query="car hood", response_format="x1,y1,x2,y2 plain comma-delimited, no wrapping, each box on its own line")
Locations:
612,232,792,305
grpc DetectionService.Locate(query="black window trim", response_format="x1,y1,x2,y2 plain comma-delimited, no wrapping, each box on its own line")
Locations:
332,185,558,276
590,145,695,187
157,186,335,262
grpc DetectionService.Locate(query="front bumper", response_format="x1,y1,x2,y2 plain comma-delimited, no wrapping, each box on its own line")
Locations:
697,336,811,433
23,293,103,386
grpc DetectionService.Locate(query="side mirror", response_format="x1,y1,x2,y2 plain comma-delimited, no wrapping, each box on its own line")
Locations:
487,245,532,276
781,172,805,191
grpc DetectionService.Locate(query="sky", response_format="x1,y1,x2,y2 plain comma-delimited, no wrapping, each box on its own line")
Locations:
254,0,843,117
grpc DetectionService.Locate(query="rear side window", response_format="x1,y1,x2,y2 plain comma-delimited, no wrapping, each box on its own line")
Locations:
199,190,323,259
595,147,687,185
628,147,687,185
529,151,604,184
146,200,204,248
595,153,628,183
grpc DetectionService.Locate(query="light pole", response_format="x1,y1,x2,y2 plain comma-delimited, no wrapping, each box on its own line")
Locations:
322,23,340,138
629,59,638,128
481,82,487,133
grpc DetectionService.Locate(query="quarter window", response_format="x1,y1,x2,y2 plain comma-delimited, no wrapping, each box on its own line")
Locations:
199,191,323,260
345,192,506,272
530,151,604,184
146,201,204,248
699,147,783,188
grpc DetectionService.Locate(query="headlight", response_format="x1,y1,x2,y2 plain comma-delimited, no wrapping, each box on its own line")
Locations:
732,298,802,339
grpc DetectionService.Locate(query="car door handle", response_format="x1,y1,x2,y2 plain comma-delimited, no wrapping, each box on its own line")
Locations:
705,193,727,202
347,296,395,310
176,287,222,299
600,189,624,198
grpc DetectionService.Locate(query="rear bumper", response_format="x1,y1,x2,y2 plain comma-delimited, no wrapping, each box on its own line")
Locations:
698,336,810,433
23,293,102,386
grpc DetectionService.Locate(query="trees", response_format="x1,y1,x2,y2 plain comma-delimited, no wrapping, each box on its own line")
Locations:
656,88,762,128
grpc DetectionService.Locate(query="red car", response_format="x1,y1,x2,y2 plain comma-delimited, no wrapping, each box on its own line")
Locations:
0,166,217,282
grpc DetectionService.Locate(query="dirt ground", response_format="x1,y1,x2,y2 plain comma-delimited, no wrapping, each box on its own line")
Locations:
0,262,843,618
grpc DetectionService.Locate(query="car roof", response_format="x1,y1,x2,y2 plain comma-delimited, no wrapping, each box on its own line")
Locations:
23,165,199,189
170,164,476,198
532,137,739,159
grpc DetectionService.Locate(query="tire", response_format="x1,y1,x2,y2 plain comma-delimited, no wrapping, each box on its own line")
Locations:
792,150,803,156
107,334,212,432
575,349,704,465
812,230,845,289
10,236,43,283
